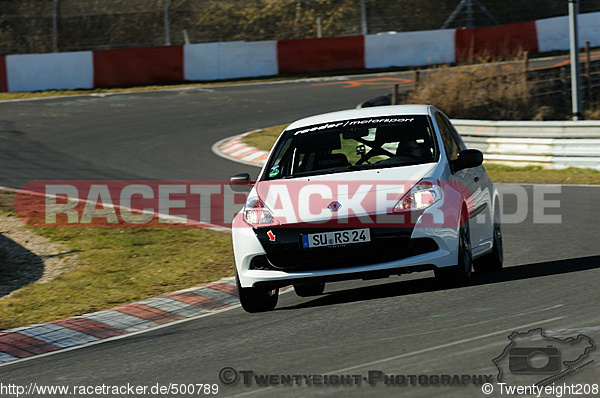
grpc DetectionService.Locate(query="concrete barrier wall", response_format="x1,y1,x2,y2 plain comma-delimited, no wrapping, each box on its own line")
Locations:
454,21,538,62
453,119,600,170
365,29,456,69
184,41,278,81
93,46,183,88
277,36,365,74
1,11,600,93
536,12,600,53
0,56,7,92
5,52,93,92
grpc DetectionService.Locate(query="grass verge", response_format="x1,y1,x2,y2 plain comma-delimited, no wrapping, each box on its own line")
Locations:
0,191,234,330
241,124,288,151
0,83,232,101
241,126,600,185
484,164,600,185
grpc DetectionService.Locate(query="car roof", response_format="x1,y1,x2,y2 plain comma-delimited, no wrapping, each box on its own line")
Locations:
285,105,434,130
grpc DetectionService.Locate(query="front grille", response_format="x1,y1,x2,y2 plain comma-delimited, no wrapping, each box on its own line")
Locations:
250,226,438,271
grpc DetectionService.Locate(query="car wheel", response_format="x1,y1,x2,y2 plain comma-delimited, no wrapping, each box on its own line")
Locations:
435,214,472,286
236,272,279,313
294,282,325,297
474,207,503,273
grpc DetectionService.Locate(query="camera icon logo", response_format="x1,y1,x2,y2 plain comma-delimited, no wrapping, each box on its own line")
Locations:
508,346,560,374
493,328,595,386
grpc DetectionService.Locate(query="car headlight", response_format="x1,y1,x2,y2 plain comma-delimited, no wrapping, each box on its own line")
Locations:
243,196,278,226
393,179,442,212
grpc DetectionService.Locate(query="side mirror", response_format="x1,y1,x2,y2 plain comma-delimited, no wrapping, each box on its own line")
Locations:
451,149,483,173
229,173,252,193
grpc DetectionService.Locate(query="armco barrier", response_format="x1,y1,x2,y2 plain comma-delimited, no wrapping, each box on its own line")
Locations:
454,120,600,170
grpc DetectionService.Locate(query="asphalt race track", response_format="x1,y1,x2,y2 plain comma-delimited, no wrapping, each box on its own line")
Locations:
1,61,599,397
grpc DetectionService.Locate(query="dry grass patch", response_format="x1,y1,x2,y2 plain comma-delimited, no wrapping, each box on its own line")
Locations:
485,164,600,185
408,64,540,120
241,124,288,152
0,190,235,330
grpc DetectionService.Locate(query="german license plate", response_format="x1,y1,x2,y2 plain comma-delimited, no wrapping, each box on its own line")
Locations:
301,228,371,249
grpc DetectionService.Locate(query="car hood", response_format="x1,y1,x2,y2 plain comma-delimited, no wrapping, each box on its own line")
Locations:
253,163,437,225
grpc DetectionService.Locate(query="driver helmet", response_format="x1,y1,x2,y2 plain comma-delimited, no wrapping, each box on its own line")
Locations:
397,140,421,158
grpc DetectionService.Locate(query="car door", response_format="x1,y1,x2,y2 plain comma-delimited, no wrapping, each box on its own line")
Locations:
444,116,492,245
435,112,484,248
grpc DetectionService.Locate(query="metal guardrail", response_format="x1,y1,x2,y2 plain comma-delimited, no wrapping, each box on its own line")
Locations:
454,119,600,170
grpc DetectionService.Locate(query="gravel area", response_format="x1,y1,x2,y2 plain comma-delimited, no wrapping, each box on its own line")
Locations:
0,214,78,299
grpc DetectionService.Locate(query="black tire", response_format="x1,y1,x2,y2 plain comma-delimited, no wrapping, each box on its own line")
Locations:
293,282,325,297
236,273,278,313
474,207,503,273
435,213,473,286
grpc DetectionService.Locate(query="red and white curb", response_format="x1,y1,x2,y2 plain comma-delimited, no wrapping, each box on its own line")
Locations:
0,277,238,364
0,131,266,365
211,130,268,168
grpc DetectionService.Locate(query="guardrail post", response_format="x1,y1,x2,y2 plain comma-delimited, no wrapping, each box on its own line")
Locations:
164,0,172,46
522,51,529,87
585,41,591,104
52,0,59,52
316,17,322,38
560,66,568,100
569,0,582,120
360,0,368,35
413,70,420,93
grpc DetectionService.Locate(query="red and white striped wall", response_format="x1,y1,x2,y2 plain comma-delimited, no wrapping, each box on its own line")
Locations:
1,12,599,93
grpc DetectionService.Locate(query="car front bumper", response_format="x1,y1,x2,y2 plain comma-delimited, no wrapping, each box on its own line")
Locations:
232,214,460,288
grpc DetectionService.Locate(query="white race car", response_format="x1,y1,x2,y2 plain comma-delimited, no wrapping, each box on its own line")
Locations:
230,105,502,312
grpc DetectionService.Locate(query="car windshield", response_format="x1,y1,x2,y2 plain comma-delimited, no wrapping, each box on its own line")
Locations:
263,115,438,180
